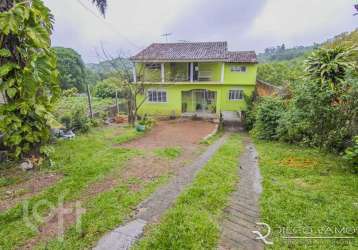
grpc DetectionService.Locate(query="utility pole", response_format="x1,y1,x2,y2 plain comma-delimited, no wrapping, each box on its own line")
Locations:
161,33,172,42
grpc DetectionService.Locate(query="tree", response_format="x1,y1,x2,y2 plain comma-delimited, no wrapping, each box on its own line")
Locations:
0,0,60,158
305,46,356,91
54,47,86,92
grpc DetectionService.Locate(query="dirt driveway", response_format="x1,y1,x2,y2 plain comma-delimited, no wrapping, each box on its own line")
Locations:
121,119,217,183
123,119,217,150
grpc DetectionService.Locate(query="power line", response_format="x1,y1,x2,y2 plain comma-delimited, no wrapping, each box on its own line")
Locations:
76,0,142,50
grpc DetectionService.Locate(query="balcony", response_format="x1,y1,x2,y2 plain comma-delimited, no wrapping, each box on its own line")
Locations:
133,62,224,84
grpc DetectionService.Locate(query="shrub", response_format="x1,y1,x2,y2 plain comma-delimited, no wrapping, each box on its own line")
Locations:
252,97,286,140
60,114,72,131
71,106,91,133
59,105,91,133
343,136,358,173
62,88,78,97
94,78,119,98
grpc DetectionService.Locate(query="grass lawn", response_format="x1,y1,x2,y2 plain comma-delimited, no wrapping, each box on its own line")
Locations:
255,140,358,249
134,134,243,249
0,125,162,249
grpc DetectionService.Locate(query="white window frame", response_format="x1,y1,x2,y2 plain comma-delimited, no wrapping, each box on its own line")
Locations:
228,89,244,101
147,89,167,103
231,66,246,73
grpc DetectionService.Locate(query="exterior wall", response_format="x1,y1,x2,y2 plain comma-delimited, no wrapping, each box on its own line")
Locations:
134,61,257,117
224,63,257,85
137,84,255,116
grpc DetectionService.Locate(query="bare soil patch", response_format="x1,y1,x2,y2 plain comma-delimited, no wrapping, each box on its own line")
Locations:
0,172,62,212
122,120,216,150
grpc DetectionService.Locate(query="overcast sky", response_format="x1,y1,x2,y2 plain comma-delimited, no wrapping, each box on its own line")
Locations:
44,0,357,63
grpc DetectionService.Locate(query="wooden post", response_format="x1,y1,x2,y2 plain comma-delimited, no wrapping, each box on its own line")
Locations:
115,90,119,115
86,83,93,119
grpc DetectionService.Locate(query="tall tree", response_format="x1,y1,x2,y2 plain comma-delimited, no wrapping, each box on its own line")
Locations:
54,47,86,92
0,0,60,158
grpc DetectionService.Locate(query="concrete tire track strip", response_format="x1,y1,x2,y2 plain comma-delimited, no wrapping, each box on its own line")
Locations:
219,135,264,250
94,133,230,250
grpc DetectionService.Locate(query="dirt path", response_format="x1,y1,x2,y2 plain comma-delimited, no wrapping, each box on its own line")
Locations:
94,133,230,250
219,135,264,250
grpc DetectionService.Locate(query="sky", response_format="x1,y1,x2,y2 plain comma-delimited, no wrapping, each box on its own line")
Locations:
44,0,358,63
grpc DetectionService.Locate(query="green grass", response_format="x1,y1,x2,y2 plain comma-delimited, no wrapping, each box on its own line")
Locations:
115,128,144,144
154,147,182,160
255,140,358,249
134,134,243,249
0,126,146,249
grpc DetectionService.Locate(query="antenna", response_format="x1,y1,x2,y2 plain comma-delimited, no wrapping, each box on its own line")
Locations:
161,33,172,42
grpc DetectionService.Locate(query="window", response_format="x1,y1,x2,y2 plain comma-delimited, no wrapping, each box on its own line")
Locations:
229,90,243,100
148,90,167,102
145,63,161,70
231,66,246,72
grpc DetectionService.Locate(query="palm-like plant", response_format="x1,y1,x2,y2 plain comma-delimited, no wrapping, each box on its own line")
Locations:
90,0,107,16
304,46,356,90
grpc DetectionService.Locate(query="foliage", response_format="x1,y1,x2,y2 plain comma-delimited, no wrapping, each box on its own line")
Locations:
138,114,155,128
62,87,78,97
343,136,358,173
253,46,357,155
54,96,115,119
255,140,357,249
243,93,257,130
135,134,243,250
94,77,120,98
54,47,86,92
59,104,91,133
258,43,315,62
86,57,132,80
257,59,304,85
0,0,60,158
305,46,356,90
251,97,286,140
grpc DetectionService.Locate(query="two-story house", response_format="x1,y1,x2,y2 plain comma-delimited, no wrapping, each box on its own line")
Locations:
130,41,257,118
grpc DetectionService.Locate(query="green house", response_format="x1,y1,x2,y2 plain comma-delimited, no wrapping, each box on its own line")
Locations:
130,41,257,119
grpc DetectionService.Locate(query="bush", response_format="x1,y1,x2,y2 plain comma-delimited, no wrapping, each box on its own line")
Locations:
343,136,358,173
94,78,119,98
59,105,91,133
251,97,286,140
62,88,78,97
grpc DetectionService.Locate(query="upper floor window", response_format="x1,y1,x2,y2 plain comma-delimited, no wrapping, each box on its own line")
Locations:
229,89,243,100
148,89,167,102
145,63,161,70
231,66,246,72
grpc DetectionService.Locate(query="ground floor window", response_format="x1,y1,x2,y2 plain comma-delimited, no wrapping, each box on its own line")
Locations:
148,89,167,102
229,89,243,100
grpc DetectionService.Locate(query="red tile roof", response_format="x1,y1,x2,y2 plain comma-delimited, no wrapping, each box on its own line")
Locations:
131,42,257,63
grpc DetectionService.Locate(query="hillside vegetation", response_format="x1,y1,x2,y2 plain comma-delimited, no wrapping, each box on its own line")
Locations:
257,29,358,86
